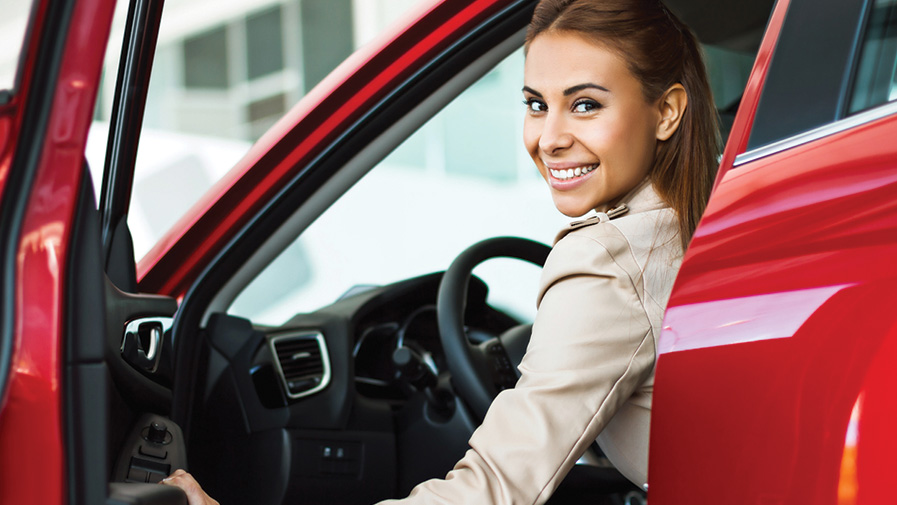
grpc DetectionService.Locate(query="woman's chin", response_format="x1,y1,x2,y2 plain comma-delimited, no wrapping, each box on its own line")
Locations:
552,202,594,219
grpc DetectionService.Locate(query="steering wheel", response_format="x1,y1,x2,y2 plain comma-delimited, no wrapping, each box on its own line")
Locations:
437,236,551,420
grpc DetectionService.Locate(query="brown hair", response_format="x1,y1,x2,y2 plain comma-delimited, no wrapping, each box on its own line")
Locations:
526,0,720,249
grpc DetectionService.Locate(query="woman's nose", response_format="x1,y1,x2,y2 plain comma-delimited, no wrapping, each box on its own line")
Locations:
538,112,573,155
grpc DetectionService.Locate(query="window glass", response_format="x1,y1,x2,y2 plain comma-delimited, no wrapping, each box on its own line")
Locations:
0,0,36,96
85,0,431,261
229,50,568,325
850,0,897,113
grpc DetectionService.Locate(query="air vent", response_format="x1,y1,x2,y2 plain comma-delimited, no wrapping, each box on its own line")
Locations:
270,332,331,399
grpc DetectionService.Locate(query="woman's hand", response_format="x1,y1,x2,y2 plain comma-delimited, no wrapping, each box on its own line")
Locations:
161,469,219,505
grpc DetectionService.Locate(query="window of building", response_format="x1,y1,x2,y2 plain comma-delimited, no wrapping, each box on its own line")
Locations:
300,0,354,91
246,5,285,80
183,26,230,89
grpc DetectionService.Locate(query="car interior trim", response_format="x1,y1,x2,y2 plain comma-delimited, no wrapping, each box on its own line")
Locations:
64,168,110,505
734,98,897,166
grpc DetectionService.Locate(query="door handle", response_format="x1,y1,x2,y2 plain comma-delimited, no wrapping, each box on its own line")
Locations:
121,317,172,372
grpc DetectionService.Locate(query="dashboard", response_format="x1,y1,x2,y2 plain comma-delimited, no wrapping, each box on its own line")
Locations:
187,272,521,503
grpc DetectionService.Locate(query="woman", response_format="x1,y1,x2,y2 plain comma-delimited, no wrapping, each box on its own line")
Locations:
164,0,718,503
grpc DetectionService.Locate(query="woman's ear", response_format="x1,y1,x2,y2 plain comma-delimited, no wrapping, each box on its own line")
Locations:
656,83,687,141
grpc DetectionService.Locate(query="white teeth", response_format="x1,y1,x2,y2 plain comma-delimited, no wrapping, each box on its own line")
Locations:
549,164,597,180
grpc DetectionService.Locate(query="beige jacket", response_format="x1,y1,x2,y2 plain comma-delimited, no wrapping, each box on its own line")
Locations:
384,181,683,505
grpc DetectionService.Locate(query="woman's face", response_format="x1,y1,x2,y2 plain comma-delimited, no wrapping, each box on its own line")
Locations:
523,31,662,217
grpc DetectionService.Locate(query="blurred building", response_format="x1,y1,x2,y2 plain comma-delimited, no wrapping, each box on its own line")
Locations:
92,0,423,141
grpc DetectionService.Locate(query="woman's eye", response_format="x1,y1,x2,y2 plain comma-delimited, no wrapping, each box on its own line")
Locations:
524,98,547,113
572,99,601,113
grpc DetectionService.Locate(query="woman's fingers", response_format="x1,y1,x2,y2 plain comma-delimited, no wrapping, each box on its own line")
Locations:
160,469,220,505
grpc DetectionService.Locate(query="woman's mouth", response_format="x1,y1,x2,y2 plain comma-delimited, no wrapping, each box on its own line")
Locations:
549,163,598,181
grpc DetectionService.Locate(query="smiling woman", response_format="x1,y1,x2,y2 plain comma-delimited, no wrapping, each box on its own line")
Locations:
522,32,682,218
372,1,716,501
524,0,719,249
163,0,719,504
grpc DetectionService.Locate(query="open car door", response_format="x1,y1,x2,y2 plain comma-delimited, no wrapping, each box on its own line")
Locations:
0,0,184,503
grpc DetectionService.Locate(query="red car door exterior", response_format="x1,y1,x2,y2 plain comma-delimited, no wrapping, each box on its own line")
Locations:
0,0,115,503
650,1,897,504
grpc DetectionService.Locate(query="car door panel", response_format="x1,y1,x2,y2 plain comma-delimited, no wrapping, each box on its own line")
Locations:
0,0,115,502
650,0,897,502
0,0,191,503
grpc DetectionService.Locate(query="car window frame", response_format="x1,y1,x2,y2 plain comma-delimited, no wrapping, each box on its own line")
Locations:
734,0,881,166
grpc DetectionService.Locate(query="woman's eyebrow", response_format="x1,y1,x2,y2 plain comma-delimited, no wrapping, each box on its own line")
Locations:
521,83,610,97
564,83,610,95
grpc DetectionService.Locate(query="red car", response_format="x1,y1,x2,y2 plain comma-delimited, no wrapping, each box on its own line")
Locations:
0,0,894,504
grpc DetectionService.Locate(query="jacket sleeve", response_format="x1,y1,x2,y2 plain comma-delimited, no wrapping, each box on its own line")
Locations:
379,230,656,505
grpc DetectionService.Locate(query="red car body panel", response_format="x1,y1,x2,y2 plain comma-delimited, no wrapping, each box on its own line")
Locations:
650,0,897,503
136,0,515,298
0,0,114,503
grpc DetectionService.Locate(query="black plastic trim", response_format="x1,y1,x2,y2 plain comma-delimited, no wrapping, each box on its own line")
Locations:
67,169,108,363
0,0,76,425
104,277,178,413
64,169,109,505
66,364,110,505
99,0,164,279
171,0,537,437
746,0,870,149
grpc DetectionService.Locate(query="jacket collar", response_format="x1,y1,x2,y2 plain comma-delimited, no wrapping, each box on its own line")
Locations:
596,178,669,218
555,179,670,244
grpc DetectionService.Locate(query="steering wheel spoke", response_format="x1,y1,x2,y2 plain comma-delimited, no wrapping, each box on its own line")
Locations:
437,237,551,420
